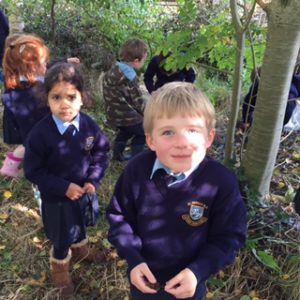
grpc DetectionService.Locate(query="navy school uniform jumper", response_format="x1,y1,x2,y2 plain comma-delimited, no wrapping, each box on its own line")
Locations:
106,150,247,300
2,82,50,145
144,56,196,94
2,60,70,145
24,112,110,250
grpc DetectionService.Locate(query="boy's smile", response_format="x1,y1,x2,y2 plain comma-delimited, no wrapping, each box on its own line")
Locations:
146,115,215,173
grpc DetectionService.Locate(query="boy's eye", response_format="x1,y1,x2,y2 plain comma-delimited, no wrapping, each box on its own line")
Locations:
162,130,174,136
188,128,200,134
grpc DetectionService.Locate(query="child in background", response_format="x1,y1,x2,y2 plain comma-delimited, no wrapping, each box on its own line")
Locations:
0,34,49,177
0,9,9,82
102,38,148,161
24,62,110,297
242,67,299,129
0,33,81,177
144,52,196,94
107,82,247,300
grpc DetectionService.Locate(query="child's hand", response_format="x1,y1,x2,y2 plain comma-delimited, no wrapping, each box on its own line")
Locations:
83,182,96,193
66,183,85,201
130,262,158,294
164,268,197,299
67,57,80,64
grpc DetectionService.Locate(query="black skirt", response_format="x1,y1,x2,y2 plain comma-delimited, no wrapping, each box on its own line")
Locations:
2,107,22,144
41,193,100,250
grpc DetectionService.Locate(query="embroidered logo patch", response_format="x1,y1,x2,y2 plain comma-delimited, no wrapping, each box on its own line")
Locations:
182,201,208,226
85,136,94,151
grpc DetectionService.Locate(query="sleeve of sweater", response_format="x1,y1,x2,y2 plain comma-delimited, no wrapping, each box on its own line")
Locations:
187,174,247,284
24,127,70,198
85,125,110,189
144,57,158,94
184,67,196,83
106,170,145,271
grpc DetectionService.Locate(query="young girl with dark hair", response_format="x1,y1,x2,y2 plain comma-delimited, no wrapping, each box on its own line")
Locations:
24,62,110,297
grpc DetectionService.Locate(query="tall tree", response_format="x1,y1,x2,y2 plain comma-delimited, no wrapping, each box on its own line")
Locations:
241,0,300,199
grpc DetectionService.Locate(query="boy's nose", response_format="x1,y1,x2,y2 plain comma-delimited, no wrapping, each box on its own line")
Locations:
174,134,189,147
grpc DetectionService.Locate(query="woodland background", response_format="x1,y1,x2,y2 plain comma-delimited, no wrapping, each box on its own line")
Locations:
0,0,299,299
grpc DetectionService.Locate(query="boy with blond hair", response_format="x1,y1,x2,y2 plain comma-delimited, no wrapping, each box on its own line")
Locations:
103,38,148,161
107,82,247,299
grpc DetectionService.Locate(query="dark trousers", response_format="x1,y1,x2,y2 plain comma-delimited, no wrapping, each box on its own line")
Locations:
130,283,206,300
115,123,145,146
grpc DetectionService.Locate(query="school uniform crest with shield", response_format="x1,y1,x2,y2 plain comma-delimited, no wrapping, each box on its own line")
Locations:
85,136,94,151
182,201,208,226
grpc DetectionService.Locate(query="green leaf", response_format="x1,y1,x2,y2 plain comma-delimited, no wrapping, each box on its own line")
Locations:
252,249,281,273
240,296,251,300
207,277,225,288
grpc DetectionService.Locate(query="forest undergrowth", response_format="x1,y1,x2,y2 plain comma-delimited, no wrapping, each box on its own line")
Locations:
0,75,299,300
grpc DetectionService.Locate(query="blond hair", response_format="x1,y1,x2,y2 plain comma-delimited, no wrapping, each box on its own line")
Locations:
143,82,216,134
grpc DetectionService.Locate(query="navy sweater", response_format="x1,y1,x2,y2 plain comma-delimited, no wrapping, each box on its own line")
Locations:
2,85,49,144
24,113,110,203
107,151,247,285
144,56,196,94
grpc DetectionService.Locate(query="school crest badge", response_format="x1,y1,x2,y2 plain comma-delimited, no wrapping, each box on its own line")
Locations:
85,136,94,151
182,201,208,226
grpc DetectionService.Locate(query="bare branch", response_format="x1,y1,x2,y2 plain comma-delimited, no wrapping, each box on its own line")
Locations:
243,0,257,33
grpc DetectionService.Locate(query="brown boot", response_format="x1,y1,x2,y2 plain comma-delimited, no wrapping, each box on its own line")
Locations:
71,238,107,263
50,249,74,297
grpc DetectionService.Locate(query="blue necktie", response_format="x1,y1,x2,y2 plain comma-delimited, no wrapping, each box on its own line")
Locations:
64,124,76,137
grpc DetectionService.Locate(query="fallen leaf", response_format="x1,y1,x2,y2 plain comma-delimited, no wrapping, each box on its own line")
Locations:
282,274,290,280
0,213,9,223
89,236,99,243
3,191,12,200
117,259,127,268
249,290,258,297
292,153,300,160
73,263,81,270
26,272,47,287
218,270,225,279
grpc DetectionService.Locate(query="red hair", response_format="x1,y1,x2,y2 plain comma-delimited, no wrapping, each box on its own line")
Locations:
3,34,49,89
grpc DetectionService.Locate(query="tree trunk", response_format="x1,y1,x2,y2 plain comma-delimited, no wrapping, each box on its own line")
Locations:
242,0,300,199
224,31,245,165
224,0,256,165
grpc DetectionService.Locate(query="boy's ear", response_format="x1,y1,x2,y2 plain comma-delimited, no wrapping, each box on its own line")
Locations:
206,128,216,148
146,133,155,151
